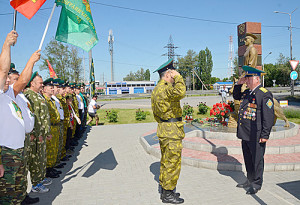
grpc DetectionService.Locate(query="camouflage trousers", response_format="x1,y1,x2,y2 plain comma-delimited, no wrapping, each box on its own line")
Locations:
72,121,77,138
28,136,47,186
61,120,69,159
21,134,31,196
158,137,183,191
0,146,26,205
55,121,64,165
46,125,59,168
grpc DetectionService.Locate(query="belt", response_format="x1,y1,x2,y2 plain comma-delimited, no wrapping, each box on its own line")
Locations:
160,117,182,122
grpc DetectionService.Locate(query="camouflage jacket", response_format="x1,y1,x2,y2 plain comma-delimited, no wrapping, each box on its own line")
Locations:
43,95,60,126
24,89,50,138
72,94,79,116
151,75,186,139
57,94,70,127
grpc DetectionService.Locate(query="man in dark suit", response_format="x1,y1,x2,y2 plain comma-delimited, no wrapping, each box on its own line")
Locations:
233,66,274,195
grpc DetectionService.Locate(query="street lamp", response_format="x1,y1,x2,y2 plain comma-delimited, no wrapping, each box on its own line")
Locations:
262,52,272,87
274,8,298,96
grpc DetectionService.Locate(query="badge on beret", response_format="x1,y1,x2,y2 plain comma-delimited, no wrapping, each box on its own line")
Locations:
266,99,273,109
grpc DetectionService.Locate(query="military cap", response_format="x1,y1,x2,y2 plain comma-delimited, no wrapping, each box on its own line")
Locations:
43,78,54,86
27,71,39,87
75,83,81,89
242,66,266,77
58,79,65,88
52,78,61,86
153,58,175,74
245,33,257,40
68,82,75,88
8,63,19,75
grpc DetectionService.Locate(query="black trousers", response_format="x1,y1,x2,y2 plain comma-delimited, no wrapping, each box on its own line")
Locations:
75,109,83,139
242,140,266,189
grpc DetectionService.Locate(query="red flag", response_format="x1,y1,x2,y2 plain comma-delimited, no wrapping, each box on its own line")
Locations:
47,60,58,79
10,0,46,20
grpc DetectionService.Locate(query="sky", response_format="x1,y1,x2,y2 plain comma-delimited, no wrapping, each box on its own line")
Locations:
0,0,300,83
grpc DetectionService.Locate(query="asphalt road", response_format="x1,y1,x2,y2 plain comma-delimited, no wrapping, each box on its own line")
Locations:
98,93,300,109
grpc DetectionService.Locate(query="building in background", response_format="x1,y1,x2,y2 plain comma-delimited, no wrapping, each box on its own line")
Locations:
104,81,156,95
213,81,233,91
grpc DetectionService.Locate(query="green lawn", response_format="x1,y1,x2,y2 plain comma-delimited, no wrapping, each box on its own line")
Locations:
87,107,211,126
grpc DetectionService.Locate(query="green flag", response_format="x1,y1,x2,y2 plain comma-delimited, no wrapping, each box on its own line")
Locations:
55,0,98,52
90,59,95,96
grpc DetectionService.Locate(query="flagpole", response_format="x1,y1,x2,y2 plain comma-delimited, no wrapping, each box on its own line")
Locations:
89,50,92,100
38,3,56,50
12,10,17,30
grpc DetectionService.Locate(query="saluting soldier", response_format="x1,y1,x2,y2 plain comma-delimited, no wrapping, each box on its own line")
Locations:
234,66,274,195
42,78,62,178
151,59,186,204
25,72,53,194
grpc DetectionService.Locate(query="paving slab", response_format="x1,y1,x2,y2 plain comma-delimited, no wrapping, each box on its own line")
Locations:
29,123,300,204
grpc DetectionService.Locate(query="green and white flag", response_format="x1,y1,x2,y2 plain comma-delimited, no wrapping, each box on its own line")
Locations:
55,0,98,52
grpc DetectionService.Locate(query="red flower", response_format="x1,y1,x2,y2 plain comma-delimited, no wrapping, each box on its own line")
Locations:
221,107,224,111
217,110,220,114
225,110,228,114
221,112,225,116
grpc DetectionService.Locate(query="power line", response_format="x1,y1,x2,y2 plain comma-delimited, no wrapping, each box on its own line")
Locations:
1,3,300,29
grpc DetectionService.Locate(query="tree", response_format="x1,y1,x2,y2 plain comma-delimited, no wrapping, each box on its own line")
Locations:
123,68,150,81
195,47,213,89
177,50,197,81
210,77,220,84
39,39,83,82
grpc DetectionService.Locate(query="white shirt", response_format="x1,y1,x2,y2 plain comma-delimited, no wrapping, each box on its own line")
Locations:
76,94,84,110
6,85,34,134
0,91,25,149
52,95,64,120
88,99,97,113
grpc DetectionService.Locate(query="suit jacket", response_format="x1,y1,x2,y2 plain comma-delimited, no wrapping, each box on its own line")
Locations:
233,84,274,141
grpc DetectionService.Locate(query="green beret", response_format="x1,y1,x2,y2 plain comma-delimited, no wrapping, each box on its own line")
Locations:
153,58,175,74
43,78,54,86
27,71,39,87
242,66,266,77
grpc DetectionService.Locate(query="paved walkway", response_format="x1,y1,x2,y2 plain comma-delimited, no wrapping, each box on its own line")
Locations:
30,123,300,205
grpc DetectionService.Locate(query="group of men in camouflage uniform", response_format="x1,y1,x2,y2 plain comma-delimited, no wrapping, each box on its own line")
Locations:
0,31,89,205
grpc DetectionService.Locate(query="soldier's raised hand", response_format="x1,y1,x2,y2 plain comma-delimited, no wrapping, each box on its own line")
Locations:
5,30,18,47
29,49,41,64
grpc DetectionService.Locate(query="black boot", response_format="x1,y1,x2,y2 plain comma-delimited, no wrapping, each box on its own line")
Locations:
161,188,184,204
21,195,39,204
160,189,180,200
46,168,60,178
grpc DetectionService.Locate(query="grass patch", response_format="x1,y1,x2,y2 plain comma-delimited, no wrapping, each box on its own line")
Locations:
87,106,299,126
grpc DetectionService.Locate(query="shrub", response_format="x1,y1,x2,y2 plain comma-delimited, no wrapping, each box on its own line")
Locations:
182,103,194,118
105,110,118,122
283,108,300,119
197,102,209,114
136,108,147,121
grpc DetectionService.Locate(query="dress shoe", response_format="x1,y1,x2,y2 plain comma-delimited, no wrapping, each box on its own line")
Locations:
161,188,184,204
66,155,72,158
236,181,251,188
21,195,39,204
246,187,260,195
61,162,66,166
61,156,69,161
52,168,62,175
46,170,60,178
54,163,64,169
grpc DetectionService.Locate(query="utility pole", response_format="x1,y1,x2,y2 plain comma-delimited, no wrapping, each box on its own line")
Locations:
108,29,114,81
83,51,85,84
274,8,298,96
